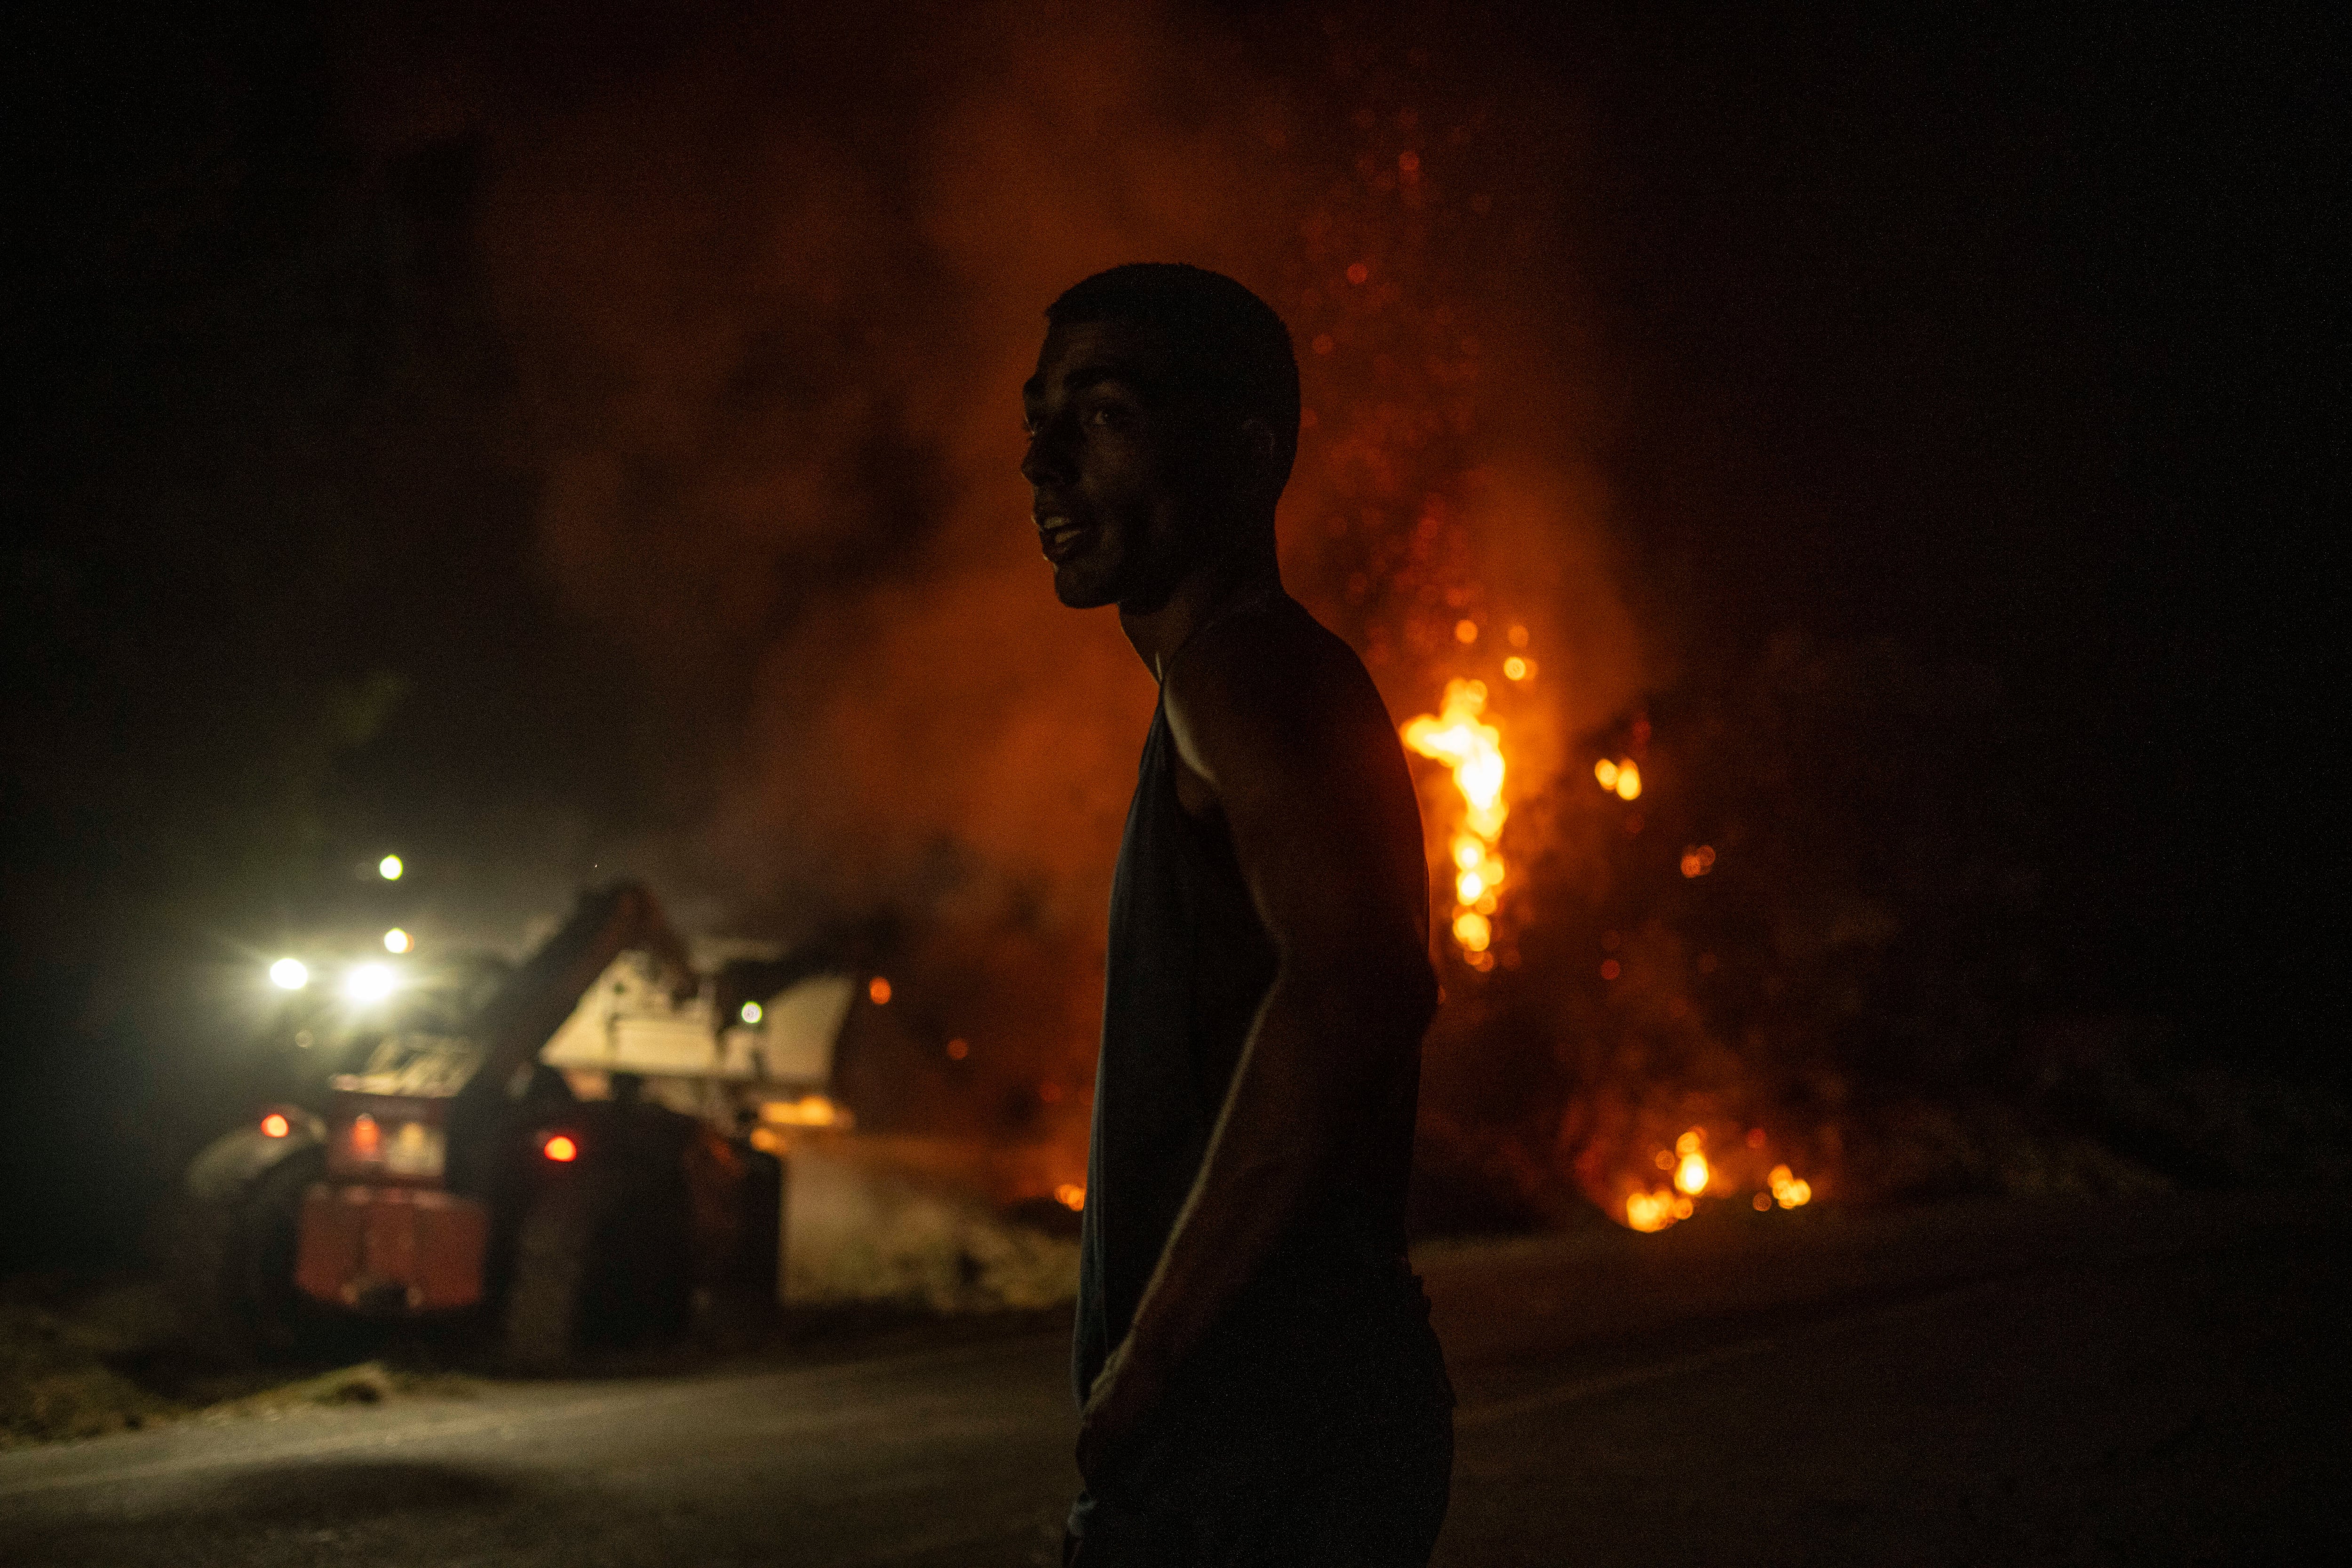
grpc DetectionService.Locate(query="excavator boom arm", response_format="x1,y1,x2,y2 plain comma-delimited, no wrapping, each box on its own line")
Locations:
455,882,695,1112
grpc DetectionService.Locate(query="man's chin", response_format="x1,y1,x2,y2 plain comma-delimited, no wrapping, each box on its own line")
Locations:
1052,561,1122,610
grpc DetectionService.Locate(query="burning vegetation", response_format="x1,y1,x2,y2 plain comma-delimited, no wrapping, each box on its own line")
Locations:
1402,676,1511,967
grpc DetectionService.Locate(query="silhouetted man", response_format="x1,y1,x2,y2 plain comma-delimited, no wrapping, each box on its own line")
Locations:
1025,263,1452,1565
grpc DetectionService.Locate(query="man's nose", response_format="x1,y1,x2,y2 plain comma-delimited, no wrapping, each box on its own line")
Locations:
1021,422,1073,487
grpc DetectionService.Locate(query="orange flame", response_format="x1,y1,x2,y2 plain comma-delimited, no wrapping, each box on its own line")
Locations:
760,1093,851,1129
1054,1182,1086,1211
1402,678,1510,966
1768,1163,1812,1209
1625,1188,1696,1231
1618,1128,1814,1232
1673,1129,1712,1195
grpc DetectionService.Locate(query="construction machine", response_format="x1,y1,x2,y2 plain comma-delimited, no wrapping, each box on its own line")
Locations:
175,883,856,1366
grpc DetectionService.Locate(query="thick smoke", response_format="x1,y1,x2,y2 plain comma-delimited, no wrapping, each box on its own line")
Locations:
357,3,1645,1177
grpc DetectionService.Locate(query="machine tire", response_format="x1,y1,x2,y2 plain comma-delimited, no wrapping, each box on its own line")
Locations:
168,1142,327,1363
501,1114,699,1368
693,1142,782,1347
501,1178,601,1370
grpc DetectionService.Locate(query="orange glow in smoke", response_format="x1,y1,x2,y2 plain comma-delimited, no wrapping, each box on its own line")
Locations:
1680,844,1717,878
1769,1164,1813,1209
1054,1183,1087,1211
1403,678,1510,965
350,1114,380,1161
867,976,892,1005
541,1133,579,1162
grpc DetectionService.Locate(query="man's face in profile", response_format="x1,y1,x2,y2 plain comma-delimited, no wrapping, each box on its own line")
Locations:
1021,318,1208,611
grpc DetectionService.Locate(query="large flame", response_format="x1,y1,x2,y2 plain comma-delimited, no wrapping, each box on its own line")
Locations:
1401,676,1510,967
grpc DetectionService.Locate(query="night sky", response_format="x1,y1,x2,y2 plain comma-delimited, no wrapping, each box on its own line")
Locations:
4,2,2337,1268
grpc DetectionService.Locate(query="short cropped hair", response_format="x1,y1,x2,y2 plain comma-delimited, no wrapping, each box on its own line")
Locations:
1046,263,1300,491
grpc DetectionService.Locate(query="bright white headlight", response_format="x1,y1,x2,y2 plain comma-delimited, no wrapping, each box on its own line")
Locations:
344,963,397,1004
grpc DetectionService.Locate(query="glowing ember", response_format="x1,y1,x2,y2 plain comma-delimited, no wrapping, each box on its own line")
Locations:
867,976,892,1005
1594,757,1642,800
1626,1189,1697,1231
1769,1163,1813,1209
1054,1183,1086,1211
1679,844,1717,878
1403,678,1510,964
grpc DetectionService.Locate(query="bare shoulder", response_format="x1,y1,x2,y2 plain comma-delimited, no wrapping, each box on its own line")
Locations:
1160,596,1401,787
1161,595,1432,965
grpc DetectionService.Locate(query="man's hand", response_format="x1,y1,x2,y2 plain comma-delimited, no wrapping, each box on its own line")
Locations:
1075,1337,1168,1488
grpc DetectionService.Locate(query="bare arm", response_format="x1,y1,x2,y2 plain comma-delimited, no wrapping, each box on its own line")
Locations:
1078,608,1435,1480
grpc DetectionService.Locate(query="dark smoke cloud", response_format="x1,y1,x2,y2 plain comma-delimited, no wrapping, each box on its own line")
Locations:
352,2,1644,1148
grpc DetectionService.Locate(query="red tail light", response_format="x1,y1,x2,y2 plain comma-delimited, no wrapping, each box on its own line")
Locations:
260,1112,291,1139
541,1133,579,1163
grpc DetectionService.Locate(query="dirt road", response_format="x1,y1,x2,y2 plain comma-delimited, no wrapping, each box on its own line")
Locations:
2,1196,2340,1565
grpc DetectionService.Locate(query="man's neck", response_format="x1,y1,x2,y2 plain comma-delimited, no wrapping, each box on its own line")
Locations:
1119,544,1283,684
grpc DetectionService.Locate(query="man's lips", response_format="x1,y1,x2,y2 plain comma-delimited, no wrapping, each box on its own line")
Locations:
1037,514,1094,565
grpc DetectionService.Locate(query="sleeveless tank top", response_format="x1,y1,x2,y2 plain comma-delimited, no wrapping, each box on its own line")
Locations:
1073,598,1423,1411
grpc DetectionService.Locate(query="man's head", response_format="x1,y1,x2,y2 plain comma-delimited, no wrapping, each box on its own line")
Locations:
1021,263,1299,611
